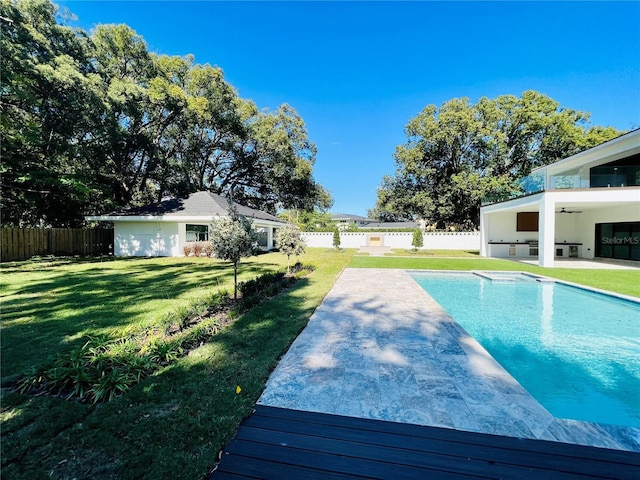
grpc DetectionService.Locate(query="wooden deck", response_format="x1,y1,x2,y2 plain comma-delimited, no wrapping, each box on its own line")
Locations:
210,405,640,479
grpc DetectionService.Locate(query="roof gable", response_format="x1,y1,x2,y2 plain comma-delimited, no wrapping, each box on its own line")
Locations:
331,213,374,222
532,128,640,177
94,191,284,223
361,222,419,229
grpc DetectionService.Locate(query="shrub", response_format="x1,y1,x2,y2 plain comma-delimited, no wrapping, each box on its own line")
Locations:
203,242,215,257
412,228,424,251
239,271,288,298
147,339,183,365
16,336,152,403
12,263,316,405
333,228,341,249
183,244,193,257
240,294,261,311
290,262,316,275
238,278,259,297
88,367,135,403
192,242,203,257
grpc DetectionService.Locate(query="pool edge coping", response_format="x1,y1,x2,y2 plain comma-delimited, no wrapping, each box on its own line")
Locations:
403,267,640,449
405,268,640,304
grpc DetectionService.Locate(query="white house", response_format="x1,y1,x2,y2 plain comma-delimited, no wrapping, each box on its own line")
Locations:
330,213,420,230
86,191,288,257
330,213,376,229
480,129,640,267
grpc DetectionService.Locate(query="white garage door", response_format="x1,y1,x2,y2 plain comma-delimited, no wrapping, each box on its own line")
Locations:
140,234,174,256
116,233,175,256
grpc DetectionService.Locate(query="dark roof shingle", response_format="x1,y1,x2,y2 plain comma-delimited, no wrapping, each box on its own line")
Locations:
112,191,284,223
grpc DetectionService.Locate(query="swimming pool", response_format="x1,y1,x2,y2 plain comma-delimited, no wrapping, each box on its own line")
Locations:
411,272,640,428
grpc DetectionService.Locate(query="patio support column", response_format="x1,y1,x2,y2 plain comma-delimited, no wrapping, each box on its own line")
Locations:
479,211,489,257
538,195,555,267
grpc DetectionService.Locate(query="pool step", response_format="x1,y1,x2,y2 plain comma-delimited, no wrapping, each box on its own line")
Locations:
471,271,515,282
471,271,556,283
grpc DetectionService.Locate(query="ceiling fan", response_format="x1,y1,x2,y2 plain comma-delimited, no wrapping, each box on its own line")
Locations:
557,207,583,214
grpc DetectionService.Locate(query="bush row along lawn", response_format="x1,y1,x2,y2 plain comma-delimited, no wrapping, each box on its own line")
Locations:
1,255,285,382
348,255,640,298
1,249,354,479
2,250,637,479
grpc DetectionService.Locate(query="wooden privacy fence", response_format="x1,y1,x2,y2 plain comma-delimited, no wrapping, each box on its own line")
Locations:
1,228,114,262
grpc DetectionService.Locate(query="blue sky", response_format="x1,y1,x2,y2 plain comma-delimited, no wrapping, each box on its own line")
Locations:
59,1,640,216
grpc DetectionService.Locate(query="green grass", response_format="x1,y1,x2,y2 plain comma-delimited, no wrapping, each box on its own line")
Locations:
0,256,284,382
348,256,640,298
2,249,637,478
1,249,354,479
386,249,480,257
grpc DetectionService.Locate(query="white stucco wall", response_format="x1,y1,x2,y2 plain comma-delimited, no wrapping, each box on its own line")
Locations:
302,232,480,250
483,212,519,243
115,222,180,257
115,220,283,257
481,188,640,261
483,212,579,244
575,206,640,259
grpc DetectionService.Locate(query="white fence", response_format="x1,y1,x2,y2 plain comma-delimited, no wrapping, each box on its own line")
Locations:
302,231,480,250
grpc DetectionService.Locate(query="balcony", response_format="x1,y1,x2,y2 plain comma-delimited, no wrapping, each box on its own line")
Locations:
482,166,639,206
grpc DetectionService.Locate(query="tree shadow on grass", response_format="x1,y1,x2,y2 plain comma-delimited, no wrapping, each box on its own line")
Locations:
0,257,282,381
4,260,638,480
0,276,314,479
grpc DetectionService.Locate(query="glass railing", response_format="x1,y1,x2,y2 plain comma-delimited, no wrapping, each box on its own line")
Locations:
520,171,545,194
548,175,590,189
481,171,543,205
482,163,639,206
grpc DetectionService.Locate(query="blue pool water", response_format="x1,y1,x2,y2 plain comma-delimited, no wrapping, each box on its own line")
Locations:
412,272,640,428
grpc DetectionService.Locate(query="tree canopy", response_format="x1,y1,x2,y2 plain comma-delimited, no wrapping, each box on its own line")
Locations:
369,91,622,229
274,224,306,273
209,209,258,299
1,0,331,227
278,208,335,231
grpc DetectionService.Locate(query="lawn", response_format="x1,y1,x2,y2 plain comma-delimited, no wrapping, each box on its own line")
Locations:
2,249,638,479
1,255,283,382
386,249,480,257
1,249,354,479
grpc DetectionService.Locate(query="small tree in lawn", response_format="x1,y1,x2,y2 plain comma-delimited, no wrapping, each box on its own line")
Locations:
332,227,341,250
275,225,306,273
412,228,423,252
210,210,258,300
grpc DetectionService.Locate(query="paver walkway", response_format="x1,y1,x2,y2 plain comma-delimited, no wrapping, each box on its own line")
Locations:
259,268,640,452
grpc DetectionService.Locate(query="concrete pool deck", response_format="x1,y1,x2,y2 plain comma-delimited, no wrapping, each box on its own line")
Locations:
259,268,640,452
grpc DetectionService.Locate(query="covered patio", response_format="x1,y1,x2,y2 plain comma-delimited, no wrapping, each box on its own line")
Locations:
480,188,640,267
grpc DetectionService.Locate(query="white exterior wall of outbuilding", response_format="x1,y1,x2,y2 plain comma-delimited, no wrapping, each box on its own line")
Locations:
114,221,180,257
113,219,283,257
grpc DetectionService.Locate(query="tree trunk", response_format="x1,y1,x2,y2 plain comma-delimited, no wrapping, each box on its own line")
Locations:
234,262,238,300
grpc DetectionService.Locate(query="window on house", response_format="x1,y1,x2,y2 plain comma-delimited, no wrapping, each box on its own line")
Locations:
255,227,268,247
186,224,208,242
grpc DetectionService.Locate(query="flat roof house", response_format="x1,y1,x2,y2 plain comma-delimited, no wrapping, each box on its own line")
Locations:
480,129,640,267
330,213,419,230
330,213,376,229
86,191,287,257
